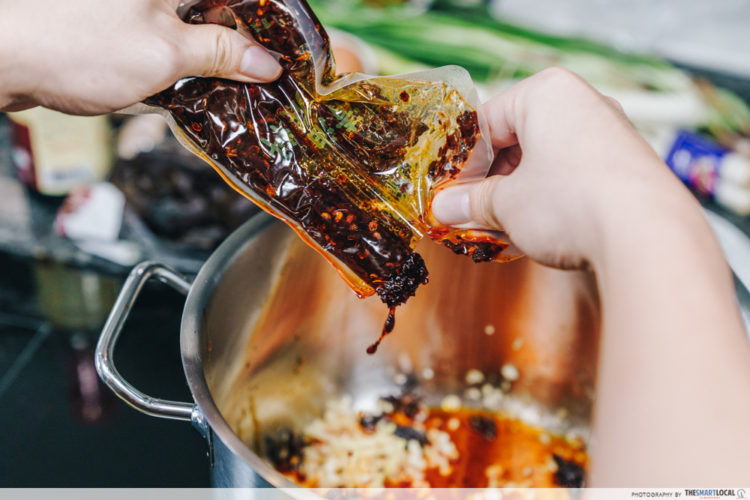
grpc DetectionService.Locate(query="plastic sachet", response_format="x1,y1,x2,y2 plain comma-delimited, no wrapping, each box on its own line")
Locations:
145,0,516,312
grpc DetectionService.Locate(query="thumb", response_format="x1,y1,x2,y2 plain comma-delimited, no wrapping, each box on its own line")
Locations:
431,176,517,231
178,24,282,82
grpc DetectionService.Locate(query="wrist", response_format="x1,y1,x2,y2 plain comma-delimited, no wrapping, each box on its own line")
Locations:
589,162,716,274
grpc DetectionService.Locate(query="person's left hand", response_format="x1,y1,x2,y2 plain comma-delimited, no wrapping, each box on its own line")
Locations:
0,0,283,115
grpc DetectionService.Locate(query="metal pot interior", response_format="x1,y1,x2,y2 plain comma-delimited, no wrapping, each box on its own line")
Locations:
195,218,600,483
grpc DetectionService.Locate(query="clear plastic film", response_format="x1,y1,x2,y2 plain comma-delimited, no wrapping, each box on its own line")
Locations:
144,0,519,307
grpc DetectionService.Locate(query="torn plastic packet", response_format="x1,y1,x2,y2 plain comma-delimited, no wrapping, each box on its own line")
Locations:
142,0,519,307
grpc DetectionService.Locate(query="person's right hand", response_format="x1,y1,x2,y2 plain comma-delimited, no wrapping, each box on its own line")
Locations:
435,68,750,487
431,67,697,270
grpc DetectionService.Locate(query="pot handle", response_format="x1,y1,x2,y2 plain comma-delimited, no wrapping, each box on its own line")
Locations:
95,261,196,422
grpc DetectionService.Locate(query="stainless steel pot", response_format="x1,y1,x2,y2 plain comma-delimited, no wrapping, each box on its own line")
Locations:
95,213,604,487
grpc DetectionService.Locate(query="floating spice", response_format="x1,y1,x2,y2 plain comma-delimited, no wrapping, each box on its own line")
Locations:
552,454,586,488
269,394,589,488
469,414,498,441
146,0,511,351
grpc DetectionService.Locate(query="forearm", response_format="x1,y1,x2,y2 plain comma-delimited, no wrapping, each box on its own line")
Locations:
589,179,750,485
0,6,35,111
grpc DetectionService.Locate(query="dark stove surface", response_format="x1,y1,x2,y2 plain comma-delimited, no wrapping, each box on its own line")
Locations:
0,253,210,487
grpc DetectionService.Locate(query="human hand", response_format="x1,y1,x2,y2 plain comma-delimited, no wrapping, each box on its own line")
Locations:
433,69,750,486
431,67,695,270
0,0,282,115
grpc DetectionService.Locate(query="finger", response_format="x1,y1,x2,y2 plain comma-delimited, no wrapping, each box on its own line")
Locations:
176,23,282,82
431,175,518,231
481,66,596,151
489,144,522,176
480,91,520,151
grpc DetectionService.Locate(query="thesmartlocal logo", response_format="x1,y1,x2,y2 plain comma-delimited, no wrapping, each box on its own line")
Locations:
684,489,743,499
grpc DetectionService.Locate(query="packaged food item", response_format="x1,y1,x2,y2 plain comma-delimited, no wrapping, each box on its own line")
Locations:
664,130,750,215
7,109,112,196
142,0,513,314
54,182,125,242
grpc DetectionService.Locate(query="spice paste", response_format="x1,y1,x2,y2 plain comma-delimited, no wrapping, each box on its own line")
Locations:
147,0,509,350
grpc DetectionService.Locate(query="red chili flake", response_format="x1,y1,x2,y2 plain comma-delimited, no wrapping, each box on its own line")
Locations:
368,221,378,231
399,91,410,103
321,212,331,220
333,210,343,223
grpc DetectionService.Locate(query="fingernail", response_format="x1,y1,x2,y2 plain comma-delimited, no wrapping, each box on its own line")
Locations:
432,187,472,225
240,46,282,80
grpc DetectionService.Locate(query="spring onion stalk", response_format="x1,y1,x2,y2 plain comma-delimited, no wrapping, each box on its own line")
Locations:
312,0,750,139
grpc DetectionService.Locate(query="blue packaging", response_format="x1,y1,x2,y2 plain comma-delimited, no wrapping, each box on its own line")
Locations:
664,130,727,196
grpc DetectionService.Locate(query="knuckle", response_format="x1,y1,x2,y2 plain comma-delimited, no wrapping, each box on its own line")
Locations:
606,95,626,115
210,29,236,76
539,66,577,81
470,177,504,230
537,66,586,92
529,66,600,107
161,38,184,78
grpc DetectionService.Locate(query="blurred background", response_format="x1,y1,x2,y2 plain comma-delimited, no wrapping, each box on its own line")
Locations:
1,0,750,487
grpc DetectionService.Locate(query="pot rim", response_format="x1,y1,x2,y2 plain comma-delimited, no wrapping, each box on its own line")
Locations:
180,213,298,488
